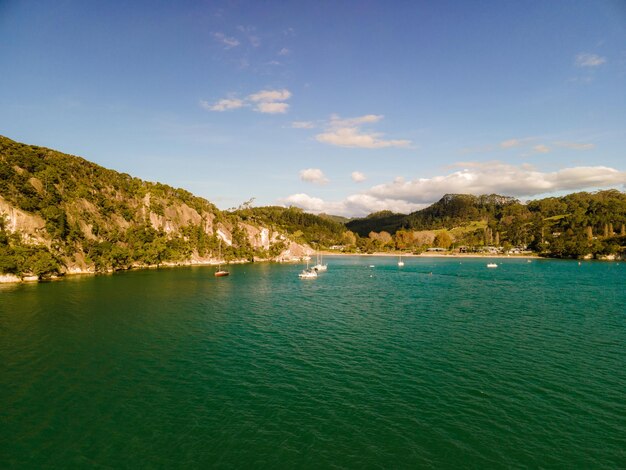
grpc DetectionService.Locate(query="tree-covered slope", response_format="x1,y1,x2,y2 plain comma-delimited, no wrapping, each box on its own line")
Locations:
0,135,302,278
346,194,520,236
343,210,406,237
346,190,626,258
234,205,355,248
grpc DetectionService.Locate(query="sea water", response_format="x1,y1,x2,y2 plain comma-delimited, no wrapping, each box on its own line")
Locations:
1,257,625,468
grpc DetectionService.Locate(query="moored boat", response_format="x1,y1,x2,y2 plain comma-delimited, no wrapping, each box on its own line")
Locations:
214,239,229,277
313,250,327,272
299,258,318,279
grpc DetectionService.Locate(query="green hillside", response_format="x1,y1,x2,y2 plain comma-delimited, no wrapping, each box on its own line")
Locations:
234,205,353,248
346,191,626,258
1,134,625,280
346,194,520,236
0,135,294,278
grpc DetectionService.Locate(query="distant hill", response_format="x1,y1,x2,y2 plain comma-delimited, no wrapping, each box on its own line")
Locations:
346,190,626,258
317,213,351,225
346,194,520,236
233,206,352,248
344,210,406,237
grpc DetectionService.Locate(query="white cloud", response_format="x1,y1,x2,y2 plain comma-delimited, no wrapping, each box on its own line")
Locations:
315,114,411,149
255,102,289,114
351,171,367,183
329,114,384,127
316,127,411,149
281,162,626,217
199,98,245,112
281,193,423,217
367,162,626,203
278,48,290,56
212,32,240,49
575,53,606,67
248,89,291,102
247,89,291,114
299,168,329,185
202,88,291,114
291,121,315,129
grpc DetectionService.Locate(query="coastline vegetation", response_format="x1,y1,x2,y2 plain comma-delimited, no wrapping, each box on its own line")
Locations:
1,135,625,280
0,136,282,279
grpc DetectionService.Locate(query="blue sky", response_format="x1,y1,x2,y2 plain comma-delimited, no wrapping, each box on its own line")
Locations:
1,0,625,216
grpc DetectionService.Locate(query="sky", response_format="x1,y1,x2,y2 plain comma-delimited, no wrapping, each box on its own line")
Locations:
1,0,625,217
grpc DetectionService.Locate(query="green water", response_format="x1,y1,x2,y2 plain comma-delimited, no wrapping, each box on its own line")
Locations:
1,257,625,468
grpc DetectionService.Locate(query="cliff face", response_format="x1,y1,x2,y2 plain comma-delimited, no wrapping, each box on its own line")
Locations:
0,135,310,278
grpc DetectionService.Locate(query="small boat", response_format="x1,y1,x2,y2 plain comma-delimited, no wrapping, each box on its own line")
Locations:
313,250,327,272
299,259,318,279
398,254,405,267
214,239,229,277
299,269,318,279
487,263,498,268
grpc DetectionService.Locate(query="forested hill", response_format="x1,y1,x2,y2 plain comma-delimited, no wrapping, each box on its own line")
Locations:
234,205,354,248
346,194,520,236
0,135,309,279
346,190,626,258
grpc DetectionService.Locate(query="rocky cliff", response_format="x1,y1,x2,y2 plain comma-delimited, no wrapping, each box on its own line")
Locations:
0,135,311,280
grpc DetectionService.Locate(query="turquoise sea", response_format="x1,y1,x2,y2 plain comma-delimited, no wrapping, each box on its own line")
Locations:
1,256,625,468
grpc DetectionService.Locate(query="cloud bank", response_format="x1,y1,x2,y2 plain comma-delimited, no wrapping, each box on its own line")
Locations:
282,162,626,217
314,114,411,149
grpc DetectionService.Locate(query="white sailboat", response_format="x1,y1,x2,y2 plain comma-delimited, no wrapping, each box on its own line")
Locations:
299,258,318,279
214,239,229,277
313,250,327,272
397,254,405,267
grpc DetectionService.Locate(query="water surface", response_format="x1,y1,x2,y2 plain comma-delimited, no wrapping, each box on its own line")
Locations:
1,257,625,468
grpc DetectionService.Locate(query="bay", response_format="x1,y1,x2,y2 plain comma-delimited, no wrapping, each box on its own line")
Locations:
1,256,625,468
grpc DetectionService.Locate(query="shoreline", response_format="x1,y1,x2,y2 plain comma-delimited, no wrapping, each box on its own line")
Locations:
321,251,538,259
2,251,621,285
0,257,261,285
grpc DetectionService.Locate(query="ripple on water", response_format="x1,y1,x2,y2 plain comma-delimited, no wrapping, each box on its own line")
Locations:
1,258,625,468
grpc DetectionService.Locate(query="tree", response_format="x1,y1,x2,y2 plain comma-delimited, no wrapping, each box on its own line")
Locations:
433,231,452,249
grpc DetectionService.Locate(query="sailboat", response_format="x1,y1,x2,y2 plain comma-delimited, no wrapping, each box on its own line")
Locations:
299,258,318,279
214,239,229,277
397,254,405,267
313,250,327,272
